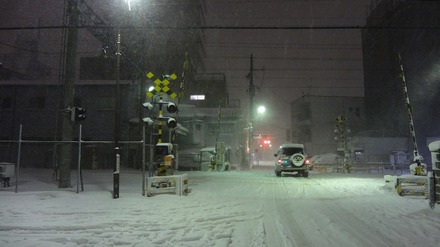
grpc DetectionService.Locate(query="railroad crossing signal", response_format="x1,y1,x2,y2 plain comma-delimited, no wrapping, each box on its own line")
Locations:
146,72,177,99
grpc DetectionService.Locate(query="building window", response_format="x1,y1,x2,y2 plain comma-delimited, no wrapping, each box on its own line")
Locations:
28,96,45,109
208,123,216,135
297,102,311,121
190,95,205,101
95,96,114,110
0,97,12,109
301,127,311,142
348,106,360,117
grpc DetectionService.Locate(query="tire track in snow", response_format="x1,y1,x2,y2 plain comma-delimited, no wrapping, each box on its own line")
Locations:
303,178,398,247
262,177,312,247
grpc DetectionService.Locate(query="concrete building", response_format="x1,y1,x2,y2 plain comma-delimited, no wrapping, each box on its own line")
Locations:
362,0,440,163
290,95,365,156
0,1,239,169
290,95,412,165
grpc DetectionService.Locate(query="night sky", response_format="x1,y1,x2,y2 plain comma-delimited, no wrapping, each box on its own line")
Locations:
202,0,370,145
0,0,376,147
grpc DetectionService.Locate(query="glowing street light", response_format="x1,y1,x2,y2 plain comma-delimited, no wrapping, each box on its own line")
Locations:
257,105,266,114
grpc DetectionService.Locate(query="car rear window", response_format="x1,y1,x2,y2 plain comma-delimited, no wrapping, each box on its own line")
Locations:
282,147,304,156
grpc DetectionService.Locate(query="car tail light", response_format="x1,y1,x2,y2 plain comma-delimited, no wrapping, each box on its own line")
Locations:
305,159,310,165
277,159,282,166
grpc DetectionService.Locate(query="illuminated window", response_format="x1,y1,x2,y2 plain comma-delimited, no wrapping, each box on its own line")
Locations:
190,95,205,100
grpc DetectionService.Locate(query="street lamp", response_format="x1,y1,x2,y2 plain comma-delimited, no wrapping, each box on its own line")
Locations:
255,105,267,161
257,105,266,114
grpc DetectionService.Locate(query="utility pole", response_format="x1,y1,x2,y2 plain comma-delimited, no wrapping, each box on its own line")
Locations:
248,54,255,169
59,0,79,188
113,28,121,199
335,115,351,173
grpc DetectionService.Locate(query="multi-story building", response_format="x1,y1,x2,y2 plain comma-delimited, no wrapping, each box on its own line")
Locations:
290,95,365,156
362,0,440,162
0,1,242,169
290,95,412,165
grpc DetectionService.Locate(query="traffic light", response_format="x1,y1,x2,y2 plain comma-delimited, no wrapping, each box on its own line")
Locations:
71,107,86,122
167,117,177,128
166,102,178,113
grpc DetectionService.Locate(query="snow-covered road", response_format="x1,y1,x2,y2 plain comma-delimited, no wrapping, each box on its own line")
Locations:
0,167,439,246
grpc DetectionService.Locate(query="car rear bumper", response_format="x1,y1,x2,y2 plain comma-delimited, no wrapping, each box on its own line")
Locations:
275,166,308,172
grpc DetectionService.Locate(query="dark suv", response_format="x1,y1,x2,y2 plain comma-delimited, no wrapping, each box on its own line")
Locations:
274,143,310,177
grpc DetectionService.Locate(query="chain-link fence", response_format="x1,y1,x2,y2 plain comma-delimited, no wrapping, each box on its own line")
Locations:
0,124,158,195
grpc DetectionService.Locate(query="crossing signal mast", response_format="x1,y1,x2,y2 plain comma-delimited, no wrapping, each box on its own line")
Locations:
143,72,179,176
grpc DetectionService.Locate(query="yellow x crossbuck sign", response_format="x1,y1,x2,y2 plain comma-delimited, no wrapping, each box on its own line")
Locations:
146,72,177,99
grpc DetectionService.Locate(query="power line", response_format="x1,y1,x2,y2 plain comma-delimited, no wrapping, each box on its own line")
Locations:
203,55,362,61
203,43,361,50
228,84,364,89
1,24,439,31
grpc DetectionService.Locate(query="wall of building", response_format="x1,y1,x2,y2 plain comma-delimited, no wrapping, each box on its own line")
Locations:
0,0,213,169
362,0,440,164
0,84,244,168
291,95,365,156
351,136,411,164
